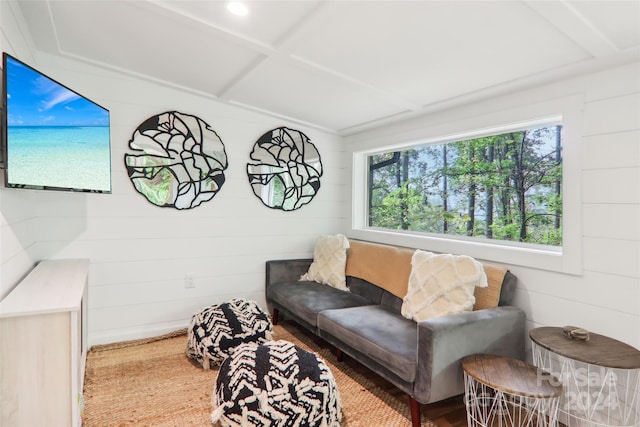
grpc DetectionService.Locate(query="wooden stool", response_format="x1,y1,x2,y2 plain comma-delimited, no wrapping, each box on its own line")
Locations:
462,354,563,427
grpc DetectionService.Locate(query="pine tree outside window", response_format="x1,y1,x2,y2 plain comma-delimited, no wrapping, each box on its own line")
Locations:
367,123,563,247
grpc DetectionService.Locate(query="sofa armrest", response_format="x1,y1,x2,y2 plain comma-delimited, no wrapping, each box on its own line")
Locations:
413,306,526,403
266,259,313,288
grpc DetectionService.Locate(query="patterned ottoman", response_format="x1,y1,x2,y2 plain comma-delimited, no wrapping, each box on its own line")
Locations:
211,340,342,427
186,298,272,369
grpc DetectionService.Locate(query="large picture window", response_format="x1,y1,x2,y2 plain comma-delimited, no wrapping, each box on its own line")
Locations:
367,122,563,247
350,96,582,274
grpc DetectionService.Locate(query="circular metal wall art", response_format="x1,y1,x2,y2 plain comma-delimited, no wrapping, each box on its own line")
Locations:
247,127,322,211
124,111,228,209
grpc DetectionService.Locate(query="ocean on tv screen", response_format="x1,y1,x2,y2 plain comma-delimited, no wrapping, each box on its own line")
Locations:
5,53,111,192
7,125,111,192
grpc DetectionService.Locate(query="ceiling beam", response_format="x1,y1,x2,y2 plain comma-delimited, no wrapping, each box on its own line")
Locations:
525,0,619,59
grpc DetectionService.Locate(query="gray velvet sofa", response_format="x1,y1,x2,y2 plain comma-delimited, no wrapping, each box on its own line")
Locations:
265,240,526,427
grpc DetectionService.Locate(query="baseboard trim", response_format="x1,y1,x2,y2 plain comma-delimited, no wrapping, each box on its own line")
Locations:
88,319,189,347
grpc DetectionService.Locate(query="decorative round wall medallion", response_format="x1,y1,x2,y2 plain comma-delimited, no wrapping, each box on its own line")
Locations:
247,127,322,211
124,111,228,209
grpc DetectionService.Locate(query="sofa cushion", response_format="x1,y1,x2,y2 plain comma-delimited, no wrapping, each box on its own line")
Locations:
380,290,403,312
318,305,417,382
345,240,414,298
268,281,370,327
300,234,350,291
401,250,487,322
346,276,384,305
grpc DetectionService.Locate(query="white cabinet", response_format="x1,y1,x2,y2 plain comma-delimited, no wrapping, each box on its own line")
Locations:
0,259,89,427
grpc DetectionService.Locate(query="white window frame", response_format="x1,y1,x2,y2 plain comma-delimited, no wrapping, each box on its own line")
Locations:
349,95,583,275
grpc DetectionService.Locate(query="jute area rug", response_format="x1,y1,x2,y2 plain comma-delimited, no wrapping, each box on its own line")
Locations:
83,321,440,427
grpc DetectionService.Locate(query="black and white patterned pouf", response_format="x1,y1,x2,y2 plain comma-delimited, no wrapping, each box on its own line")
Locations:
211,340,342,427
186,298,273,369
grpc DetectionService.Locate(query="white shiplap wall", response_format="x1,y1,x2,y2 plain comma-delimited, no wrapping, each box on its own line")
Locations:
0,190,38,299
0,0,41,299
345,61,640,350
38,59,346,346
0,14,346,344
514,66,640,349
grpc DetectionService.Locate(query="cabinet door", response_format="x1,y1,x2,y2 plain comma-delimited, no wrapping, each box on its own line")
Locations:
1,312,72,427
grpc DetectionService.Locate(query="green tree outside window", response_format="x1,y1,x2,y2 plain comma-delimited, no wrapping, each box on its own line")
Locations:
368,125,563,246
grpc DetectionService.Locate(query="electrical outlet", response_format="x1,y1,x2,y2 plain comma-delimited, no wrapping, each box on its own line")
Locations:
185,273,195,288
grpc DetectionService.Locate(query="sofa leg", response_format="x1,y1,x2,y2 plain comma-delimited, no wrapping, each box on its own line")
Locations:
408,396,421,427
272,308,279,326
335,348,343,362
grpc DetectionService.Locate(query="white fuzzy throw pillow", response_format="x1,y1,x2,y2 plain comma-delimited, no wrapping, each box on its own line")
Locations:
300,234,350,291
401,250,488,322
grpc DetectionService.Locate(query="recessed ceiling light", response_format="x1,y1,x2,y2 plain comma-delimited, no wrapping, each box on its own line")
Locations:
227,1,249,17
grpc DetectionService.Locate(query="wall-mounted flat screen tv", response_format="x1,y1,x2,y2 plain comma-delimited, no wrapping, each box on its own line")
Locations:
2,52,111,193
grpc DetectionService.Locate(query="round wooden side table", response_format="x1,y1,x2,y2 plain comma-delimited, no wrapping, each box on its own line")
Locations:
530,327,640,427
462,354,563,427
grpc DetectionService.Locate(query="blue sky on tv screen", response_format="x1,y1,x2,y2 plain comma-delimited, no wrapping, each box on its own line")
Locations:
5,55,109,127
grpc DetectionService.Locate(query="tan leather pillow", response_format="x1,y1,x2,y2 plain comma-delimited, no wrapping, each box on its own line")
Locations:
473,264,507,310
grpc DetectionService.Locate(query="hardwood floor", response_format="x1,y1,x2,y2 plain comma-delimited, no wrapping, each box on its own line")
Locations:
423,397,468,427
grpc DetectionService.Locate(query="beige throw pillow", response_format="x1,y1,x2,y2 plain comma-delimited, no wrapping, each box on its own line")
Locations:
401,250,488,322
300,234,350,291
473,264,507,310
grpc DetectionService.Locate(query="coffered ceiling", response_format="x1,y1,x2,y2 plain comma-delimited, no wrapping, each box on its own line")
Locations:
8,0,640,134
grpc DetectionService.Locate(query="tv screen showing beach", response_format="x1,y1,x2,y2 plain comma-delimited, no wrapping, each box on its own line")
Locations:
3,53,111,193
